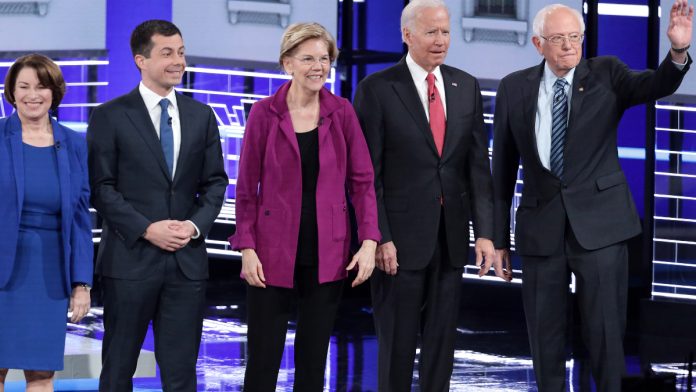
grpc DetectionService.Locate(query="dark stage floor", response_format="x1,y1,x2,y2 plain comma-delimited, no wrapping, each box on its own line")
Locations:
5,279,695,391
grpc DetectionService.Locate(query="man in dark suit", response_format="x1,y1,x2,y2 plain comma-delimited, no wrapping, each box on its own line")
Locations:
493,2,692,391
354,1,509,390
87,20,228,391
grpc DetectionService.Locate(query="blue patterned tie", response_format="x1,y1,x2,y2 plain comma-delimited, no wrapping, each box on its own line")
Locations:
550,78,568,179
159,98,174,176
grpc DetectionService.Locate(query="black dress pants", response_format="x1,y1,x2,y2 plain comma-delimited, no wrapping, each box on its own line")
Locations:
244,265,344,392
371,219,463,392
521,224,628,392
99,255,206,392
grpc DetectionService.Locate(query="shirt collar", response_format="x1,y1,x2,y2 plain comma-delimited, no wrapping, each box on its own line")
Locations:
406,52,444,85
139,81,178,111
542,62,575,93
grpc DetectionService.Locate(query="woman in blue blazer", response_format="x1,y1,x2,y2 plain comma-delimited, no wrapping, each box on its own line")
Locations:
0,54,93,391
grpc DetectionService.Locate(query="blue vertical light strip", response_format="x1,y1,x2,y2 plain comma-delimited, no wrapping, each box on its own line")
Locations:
104,0,172,101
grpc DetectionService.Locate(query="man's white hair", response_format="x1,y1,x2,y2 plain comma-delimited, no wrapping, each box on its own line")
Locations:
532,3,585,37
400,0,450,43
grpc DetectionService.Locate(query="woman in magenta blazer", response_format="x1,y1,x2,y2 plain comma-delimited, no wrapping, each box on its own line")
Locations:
229,23,380,391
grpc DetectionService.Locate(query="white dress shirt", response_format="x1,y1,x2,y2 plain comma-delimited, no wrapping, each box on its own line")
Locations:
406,52,447,121
138,82,200,238
535,64,574,170
139,82,182,177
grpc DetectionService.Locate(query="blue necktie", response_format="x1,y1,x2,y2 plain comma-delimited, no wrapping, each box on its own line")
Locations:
159,98,174,176
550,78,568,179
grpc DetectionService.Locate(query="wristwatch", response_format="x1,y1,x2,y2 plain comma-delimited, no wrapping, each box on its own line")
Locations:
72,282,91,291
672,44,691,53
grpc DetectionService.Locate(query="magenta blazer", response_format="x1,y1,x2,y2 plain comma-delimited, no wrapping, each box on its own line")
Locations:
229,82,380,288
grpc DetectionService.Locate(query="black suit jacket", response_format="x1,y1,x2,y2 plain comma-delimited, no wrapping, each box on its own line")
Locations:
87,88,228,280
493,54,690,255
354,59,493,270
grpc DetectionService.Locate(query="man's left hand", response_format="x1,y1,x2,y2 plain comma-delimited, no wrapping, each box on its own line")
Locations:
476,238,512,282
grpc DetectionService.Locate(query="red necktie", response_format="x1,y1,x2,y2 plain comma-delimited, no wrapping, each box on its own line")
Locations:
426,73,446,156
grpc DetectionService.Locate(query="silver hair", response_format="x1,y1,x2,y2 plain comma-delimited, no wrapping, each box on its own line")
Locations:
400,0,450,42
532,3,585,37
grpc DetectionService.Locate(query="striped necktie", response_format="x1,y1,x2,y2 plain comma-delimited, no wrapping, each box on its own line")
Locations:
550,78,568,179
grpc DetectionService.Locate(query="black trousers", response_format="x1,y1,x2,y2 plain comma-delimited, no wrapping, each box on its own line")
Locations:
371,219,463,392
99,256,206,392
244,266,344,392
522,224,628,392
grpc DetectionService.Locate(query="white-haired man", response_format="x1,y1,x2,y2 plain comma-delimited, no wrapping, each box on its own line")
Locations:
354,0,509,390
493,2,692,391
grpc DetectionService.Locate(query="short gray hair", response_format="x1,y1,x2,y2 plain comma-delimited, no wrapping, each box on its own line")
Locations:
532,4,585,37
400,0,450,42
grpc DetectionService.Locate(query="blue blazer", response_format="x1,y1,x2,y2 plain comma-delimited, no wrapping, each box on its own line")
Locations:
0,112,93,292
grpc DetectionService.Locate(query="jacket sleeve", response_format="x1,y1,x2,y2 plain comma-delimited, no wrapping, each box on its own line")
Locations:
492,79,520,249
229,102,267,250
341,99,381,243
70,134,94,285
466,78,495,241
353,80,393,244
184,107,229,238
87,106,151,247
614,52,691,108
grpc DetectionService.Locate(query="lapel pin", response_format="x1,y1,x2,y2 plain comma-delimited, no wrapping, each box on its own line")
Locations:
452,82,458,87
579,86,584,92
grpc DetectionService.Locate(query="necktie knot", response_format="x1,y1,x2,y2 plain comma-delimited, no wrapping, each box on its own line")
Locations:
426,73,436,87
554,78,567,91
159,98,170,111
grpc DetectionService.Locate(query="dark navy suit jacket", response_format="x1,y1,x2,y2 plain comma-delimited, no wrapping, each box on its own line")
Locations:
0,112,93,292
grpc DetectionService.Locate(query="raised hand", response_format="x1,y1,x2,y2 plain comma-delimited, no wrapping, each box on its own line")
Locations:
668,0,693,49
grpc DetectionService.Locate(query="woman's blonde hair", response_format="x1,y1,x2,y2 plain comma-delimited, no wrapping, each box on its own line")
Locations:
279,22,339,72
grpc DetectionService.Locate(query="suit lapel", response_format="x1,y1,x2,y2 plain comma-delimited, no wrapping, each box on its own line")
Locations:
174,94,192,185
568,60,589,131
51,119,72,240
391,62,439,157
317,88,339,162
123,89,172,181
564,60,590,183
7,114,24,216
269,82,301,159
524,63,548,171
441,66,461,160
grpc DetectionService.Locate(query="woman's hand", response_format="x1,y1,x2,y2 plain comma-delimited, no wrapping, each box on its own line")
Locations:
69,286,91,323
346,240,377,287
242,248,266,288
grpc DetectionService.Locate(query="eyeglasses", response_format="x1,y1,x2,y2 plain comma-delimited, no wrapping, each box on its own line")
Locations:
294,55,332,66
540,33,584,45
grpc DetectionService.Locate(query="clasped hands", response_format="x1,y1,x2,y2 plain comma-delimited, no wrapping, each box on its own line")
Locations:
144,220,196,252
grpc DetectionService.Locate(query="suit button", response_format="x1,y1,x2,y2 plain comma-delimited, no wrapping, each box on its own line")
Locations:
265,210,270,216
